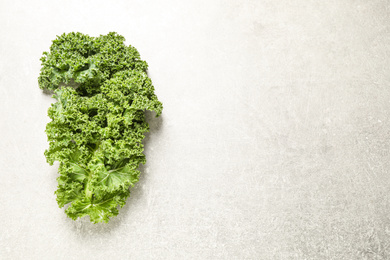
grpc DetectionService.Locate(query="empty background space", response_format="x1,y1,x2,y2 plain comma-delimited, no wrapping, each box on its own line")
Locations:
1,0,390,259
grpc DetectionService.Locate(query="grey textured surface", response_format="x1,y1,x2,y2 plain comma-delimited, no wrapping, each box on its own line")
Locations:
1,0,390,259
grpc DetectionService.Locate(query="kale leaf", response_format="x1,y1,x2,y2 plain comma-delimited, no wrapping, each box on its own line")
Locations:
39,32,162,223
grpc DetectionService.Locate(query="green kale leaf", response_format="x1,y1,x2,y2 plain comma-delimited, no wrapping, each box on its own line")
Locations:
39,32,162,223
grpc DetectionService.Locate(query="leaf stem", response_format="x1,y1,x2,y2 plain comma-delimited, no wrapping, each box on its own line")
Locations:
85,140,101,199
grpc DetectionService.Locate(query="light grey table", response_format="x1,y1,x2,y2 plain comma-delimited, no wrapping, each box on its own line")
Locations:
1,0,390,259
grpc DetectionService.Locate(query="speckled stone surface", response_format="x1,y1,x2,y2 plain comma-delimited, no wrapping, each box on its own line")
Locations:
1,0,390,259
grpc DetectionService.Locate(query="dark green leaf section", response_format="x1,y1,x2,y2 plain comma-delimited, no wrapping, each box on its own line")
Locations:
39,32,162,223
